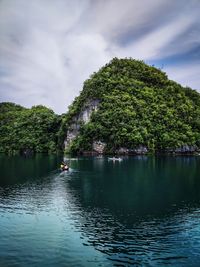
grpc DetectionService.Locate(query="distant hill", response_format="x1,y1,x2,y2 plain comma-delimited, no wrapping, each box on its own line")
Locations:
61,58,200,155
0,103,61,154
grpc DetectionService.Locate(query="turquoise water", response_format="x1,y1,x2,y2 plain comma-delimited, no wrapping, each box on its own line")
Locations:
0,155,200,266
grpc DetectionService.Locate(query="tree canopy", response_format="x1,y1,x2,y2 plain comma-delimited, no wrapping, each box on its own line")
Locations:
0,103,61,154
1,58,200,155
62,58,200,154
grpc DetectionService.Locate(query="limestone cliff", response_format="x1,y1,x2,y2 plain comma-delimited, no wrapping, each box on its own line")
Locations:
64,99,99,151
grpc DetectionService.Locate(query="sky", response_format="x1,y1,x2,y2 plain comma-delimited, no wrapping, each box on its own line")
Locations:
0,0,200,114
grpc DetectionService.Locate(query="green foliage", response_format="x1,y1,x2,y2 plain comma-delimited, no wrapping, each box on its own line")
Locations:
61,58,200,153
0,103,61,154
2,58,200,155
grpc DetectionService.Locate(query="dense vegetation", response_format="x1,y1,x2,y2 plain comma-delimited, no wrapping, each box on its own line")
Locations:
0,103,61,154
63,58,200,154
1,58,200,155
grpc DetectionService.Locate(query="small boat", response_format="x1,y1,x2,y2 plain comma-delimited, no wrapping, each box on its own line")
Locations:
60,165,69,171
108,157,122,161
64,157,79,161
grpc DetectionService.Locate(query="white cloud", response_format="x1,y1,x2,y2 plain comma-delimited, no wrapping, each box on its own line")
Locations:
0,0,200,113
165,63,200,91
121,15,196,60
81,0,168,38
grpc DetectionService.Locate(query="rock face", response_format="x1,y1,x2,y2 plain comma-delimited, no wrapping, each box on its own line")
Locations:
79,99,99,124
64,123,79,151
174,145,197,153
131,146,148,154
92,141,106,154
166,145,199,154
116,146,148,155
64,99,100,151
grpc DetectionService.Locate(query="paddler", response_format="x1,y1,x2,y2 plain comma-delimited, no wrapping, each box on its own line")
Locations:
60,161,69,171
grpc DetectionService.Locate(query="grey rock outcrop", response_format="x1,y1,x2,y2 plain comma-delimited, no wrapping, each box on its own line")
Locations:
116,147,129,154
116,146,148,155
64,99,100,151
131,145,148,154
79,99,99,123
166,145,198,154
174,145,197,153
92,141,106,154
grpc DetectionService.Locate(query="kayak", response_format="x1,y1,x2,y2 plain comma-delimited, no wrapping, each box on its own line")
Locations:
108,157,122,161
60,167,69,171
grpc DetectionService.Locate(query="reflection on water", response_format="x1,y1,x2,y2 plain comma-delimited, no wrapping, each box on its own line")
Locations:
0,154,62,185
0,155,200,266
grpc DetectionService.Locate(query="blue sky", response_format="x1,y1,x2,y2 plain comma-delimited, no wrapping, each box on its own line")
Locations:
0,0,200,114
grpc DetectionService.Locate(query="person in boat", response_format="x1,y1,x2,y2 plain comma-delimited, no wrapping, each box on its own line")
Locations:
60,161,69,171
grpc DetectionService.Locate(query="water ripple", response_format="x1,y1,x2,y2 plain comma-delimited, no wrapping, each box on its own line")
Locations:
1,156,200,266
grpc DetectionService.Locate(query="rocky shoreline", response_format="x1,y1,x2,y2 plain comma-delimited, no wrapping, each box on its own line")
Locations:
77,144,200,156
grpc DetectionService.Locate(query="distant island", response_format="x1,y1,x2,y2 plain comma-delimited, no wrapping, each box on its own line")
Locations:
1,58,200,155
0,103,61,154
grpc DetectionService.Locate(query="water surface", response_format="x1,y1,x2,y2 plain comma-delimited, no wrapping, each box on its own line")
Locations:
0,155,200,266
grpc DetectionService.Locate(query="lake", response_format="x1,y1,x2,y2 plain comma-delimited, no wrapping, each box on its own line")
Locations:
0,154,200,266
